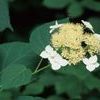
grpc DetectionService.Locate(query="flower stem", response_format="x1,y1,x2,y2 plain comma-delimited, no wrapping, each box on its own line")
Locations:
34,58,43,73
32,64,49,75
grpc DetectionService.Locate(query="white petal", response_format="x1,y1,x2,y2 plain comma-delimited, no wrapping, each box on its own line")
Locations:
51,61,61,70
94,34,100,40
50,26,57,29
40,51,48,58
55,20,58,25
86,64,96,72
50,21,58,29
81,20,93,29
60,59,69,66
89,55,97,64
83,58,90,65
46,45,57,57
94,63,100,68
49,21,63,33
45,45,53,53
50,51,58,58
50,25,55,29
55,20,63,27
81,20,94,33
54,54,69,66
48,57,61,70
50,28,54,33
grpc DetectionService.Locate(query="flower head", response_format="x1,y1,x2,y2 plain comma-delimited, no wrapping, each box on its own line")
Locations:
50,20,100,71
51,23,85,64
40,45,69,70
83,55,99,72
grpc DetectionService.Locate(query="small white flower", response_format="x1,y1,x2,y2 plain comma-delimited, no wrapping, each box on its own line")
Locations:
40,45,69,70
81,20,95,33
49,21,63,33
94,33,100,40
82,55,99,72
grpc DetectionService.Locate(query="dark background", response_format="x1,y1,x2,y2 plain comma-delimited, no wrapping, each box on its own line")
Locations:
1,0,100,43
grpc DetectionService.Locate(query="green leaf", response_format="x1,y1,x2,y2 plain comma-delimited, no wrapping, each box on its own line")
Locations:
88,17,100,33
0,91,12,100
23,82,44,95
30,18,69,55
0,0,13,31
57,63,90,80
68,2,83,18
1,64,32,89
0,42,39,70
55,75,82,99
38,69,61,86
43,0,70,9
84,75,100,90
17,96,45,100
82,0,100,12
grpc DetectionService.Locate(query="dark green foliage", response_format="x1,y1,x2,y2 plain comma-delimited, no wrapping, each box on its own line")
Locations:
0,0,13,31
43,0,70,9
0,42,39,70
0,0,100,100
0,91,12,100
1,64,32,89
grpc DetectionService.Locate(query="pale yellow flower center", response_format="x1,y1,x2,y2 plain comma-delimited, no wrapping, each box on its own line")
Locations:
51,23,100,65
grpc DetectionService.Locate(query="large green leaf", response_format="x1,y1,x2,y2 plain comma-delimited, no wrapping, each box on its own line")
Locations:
1,64,32,89
0,42,39,70
30,18,69,55
43,0,70,9
0,0,13,31
68,2,83,18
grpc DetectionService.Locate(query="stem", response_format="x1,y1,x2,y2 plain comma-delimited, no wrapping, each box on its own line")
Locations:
32,64,49,75
34,58,43,73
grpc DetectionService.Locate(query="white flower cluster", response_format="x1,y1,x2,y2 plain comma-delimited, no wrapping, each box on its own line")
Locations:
81,20,100,71
40,20,100,72
40,45,69,70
